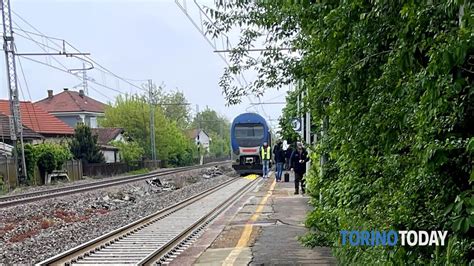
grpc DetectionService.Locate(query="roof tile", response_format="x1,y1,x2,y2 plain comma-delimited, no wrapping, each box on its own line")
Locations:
0,113,43,140
35,89,106,113
91,128,124,145
0,100,74,135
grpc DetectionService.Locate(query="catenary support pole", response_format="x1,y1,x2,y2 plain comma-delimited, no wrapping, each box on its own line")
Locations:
148,79,156,161
2,0,27,182
305,86,311,171
82,62,88,95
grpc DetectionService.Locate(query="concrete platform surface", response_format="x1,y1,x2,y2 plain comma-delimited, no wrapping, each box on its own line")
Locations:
170,172,336,266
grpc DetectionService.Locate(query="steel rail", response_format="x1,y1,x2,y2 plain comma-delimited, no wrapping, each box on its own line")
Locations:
0,161,230,208
140,176,257,265
36,176,257,265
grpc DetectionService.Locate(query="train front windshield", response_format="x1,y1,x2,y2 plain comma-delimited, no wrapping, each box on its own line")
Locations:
235,124,265,147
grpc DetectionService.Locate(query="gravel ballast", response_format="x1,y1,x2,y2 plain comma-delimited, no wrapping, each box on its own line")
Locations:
0,165,235,264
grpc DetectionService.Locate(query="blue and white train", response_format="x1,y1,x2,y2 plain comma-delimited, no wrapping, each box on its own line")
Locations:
230,113,271,175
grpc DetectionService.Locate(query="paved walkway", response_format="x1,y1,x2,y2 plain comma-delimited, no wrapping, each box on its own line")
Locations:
171,172,336,265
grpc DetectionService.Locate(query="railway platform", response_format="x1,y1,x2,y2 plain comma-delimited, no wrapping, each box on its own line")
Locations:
170,172,336,265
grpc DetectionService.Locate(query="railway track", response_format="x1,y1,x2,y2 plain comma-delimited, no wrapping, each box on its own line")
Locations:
37,176,257,265
0,161,229,208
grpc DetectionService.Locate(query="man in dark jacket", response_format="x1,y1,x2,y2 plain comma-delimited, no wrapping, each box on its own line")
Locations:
285,144,294,170
273,142,285,182
290,142,309,194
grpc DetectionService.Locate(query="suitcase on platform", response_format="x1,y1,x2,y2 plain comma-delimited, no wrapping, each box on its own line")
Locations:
284,172,290,182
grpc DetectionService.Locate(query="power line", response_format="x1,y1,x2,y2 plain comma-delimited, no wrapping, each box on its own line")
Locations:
12,21,125,97
250,102,286,105
10,11,147,93
88,84,114,102
14,31,62,52
17,55,125,95
15,48,42,132
12,22,73,73
175,0,262,116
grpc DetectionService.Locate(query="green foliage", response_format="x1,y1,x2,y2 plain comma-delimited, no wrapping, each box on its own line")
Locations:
33,143,72,176
279,90,302,143
24,143,73,181
161,90,191,129
100,94,197,166
70,124,105,164
23,144,37,182
210,1,473,264
110,140,145,166
126,168,149,175
191,107,231,158
0,175,5,194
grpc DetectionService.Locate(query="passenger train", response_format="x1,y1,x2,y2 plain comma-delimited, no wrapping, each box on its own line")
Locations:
230,113,271,175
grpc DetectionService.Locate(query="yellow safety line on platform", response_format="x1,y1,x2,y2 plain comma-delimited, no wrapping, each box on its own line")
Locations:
243,174,258,180
222,178,276,266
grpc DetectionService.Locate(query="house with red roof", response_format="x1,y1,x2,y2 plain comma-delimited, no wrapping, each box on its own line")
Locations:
91,127,125,163
0,113,43,146
35,88,106,129
0,100,74,140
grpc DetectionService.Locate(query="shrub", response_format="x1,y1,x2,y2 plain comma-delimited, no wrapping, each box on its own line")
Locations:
110,140,144,166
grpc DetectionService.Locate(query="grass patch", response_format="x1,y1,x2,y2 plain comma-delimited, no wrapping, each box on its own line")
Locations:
126,168,149,175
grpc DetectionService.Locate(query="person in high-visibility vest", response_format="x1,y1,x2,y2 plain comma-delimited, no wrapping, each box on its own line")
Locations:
260,141,271,178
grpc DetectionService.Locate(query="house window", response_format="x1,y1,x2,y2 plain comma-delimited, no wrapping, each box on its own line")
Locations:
90,117,98,128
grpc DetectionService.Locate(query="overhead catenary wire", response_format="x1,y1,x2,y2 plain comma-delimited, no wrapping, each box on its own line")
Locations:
88,84,114,102
15,50,42,132
175,0,263,116
9,12,148,93
18,55,126,95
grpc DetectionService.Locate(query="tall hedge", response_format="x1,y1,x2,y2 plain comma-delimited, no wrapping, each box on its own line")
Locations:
209,1,473,264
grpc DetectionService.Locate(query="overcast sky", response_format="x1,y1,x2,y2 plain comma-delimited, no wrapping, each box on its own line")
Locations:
1,0,288,130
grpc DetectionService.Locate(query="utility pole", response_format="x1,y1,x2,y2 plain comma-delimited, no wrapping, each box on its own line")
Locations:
219,122,223,156
196,104,201,130
297,82,304,141
82,62,88,95
148,79,156,161
195,104,203,165
2,0,27,182
305,86,311,171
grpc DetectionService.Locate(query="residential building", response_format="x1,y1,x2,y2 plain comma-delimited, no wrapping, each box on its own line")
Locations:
0,100,74,141
0,113,43,145
35,88,106,128
187,129,211,152
91,127,125,163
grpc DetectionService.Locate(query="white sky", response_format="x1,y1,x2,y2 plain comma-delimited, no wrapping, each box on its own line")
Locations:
0,0,288,131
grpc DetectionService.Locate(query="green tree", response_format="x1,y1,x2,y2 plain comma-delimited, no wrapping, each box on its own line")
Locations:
23,144,37,183
101,94,196,166
209,1,473,264
24,143,72,183
160,90,191,129
191,107,231,157
70,124,105,164
110,140,145,166
278,90,300,144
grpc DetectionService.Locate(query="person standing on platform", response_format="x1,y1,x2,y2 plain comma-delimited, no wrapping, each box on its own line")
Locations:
285,144,294,170
260,141,271,178
290,142,309,194
274,142,286,182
